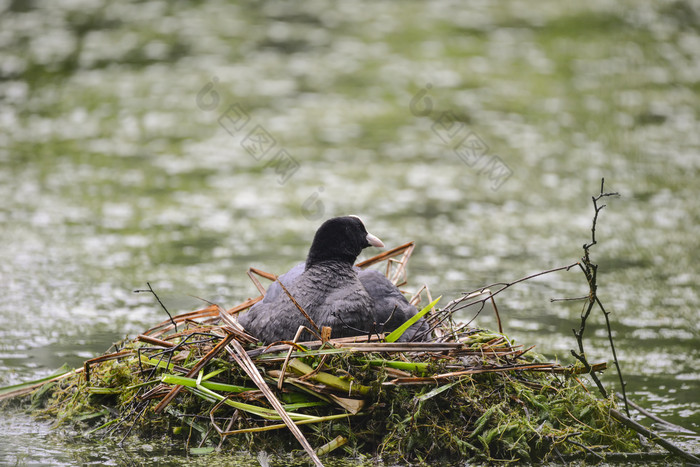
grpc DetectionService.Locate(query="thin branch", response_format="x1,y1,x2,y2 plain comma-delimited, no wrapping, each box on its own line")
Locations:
610,408,700,464
134,282,177,332
565,438,604,459
550,296,589,303
616,393,697,434
277,280,322,338
596,295,629,416
419,262,579,340
569,178,628,409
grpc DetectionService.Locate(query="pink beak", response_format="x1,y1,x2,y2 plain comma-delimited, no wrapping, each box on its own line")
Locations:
366,232,384,248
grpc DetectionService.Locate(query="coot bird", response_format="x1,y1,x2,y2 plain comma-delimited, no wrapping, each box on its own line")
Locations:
238,216,429,343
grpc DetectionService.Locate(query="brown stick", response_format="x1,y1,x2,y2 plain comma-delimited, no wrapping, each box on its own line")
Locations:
488,294,503,334
386,363,563,385
226,296,263,315
247,267,277,295
278,280,322,338
137,334,176,348
143,304,220,336
356,241,414,269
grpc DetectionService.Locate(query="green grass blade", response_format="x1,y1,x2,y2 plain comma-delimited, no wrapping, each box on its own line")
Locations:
160,374,318,421
385,296,441,343
365,359,431,373
316,435,348,456
202,368,226,381
288,359,371,396
0,364,74,396
159,374,253,395
414,380,461,402
87,387,122,395
140,355,175,371
227,413,358,434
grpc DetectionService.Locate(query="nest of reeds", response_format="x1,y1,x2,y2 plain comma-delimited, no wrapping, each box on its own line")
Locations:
1,241,642,464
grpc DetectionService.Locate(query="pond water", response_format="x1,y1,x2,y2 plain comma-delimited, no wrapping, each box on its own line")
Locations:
1,0,698,464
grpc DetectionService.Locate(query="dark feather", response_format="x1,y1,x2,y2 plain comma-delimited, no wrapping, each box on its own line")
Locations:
238,217,429,343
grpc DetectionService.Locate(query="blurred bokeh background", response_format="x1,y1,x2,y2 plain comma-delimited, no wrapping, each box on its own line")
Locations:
1,0,698,463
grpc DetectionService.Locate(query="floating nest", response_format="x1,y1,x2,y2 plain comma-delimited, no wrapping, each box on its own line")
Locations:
1,242,642,464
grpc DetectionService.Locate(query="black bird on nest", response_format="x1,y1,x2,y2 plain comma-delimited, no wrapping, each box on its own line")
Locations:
238,216,428,344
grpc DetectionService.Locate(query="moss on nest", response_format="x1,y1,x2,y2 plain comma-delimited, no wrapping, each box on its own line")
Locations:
12,317,639,464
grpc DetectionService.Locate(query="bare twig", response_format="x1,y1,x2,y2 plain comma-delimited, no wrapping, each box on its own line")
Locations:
136,334,176,348
416,263,579,341
596,295,629,414
277,280,322,339
565,438,604,459
569,178,627,408
247,267,278,296
489,294,503,333
616,393,697,434
610,408,700,464
134,282,177,332
356,241,415,286
550,296,589,303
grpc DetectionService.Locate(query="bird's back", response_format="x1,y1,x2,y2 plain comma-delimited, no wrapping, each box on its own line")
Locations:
359,270,429,341
239,262,375,343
